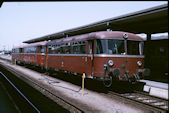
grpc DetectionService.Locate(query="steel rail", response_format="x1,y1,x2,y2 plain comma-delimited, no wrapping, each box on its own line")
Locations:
0,71,40,113
108,91,168,113
134,90,168,101
0,63,84,113
1,58,168,112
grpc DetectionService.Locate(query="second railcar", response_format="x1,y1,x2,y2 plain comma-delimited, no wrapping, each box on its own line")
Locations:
12,41,47,67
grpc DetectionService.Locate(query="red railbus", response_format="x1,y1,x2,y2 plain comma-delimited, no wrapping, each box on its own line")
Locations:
12,31,150,87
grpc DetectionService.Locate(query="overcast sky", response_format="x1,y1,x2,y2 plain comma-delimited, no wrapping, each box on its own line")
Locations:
0,1,168,51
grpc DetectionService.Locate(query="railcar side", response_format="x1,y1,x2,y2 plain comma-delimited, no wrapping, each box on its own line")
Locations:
45,31,150,87
12,41,47,67
12,31,150,87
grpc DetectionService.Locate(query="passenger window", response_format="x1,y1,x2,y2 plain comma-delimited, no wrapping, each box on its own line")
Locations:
89,40,93,54
39,46,45,53
48,45,52,54
80,45,86,54
64,46,71,54
48,45,56,54
60,47,64,54
73,46,79,54
19,48,23,53
127,40,139,55
13,48,20,53
72,41,86,54
96,39,106,54
24,47,36,53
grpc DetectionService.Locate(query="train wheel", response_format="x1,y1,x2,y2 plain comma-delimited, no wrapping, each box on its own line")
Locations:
103,76,112,87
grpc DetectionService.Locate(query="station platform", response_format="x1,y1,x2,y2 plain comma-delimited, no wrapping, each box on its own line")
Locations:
0,59,145,113
139,79,168,99
0,54,11,61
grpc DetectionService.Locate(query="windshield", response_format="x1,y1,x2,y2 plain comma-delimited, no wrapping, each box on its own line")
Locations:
127,40,142,55
95,39,143,55
108,39,124,54
96,39,107,54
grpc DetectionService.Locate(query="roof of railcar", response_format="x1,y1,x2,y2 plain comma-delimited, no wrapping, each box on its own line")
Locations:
13,41,47,49
47,31,143,45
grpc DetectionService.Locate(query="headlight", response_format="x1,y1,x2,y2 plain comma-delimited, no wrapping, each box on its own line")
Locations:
137,61,142,67
123,33,128,39
108,60,114,66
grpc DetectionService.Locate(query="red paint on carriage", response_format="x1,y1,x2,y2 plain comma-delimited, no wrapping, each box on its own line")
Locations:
12,31,149,87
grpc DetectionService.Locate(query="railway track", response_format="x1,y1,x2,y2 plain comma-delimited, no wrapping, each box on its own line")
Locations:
0,62,84,113
1,58,168,113
107,91,168,113
0,71,40,113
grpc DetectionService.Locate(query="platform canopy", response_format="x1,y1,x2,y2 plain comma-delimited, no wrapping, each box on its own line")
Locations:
23,4,168,44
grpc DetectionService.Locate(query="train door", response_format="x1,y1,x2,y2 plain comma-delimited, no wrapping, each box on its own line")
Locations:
44,46,48,68
37,46,45,66
86,40,94,77
19,48,23,62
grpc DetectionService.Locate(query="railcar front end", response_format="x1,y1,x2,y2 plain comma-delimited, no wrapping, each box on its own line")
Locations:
89,32,150,87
